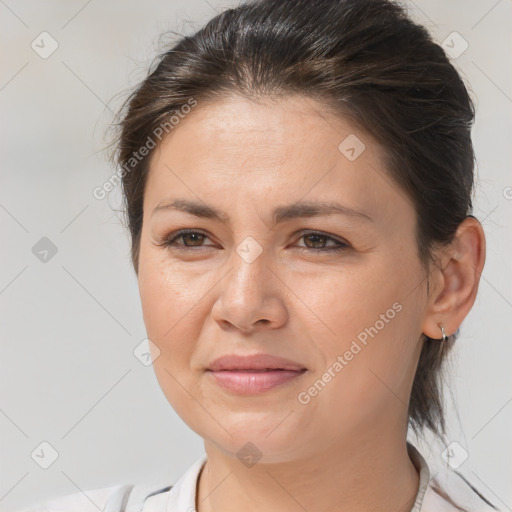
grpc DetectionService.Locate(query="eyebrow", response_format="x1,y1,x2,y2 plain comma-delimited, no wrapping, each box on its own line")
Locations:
151,198,374,224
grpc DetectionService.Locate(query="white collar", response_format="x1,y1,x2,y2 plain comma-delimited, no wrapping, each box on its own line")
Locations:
140,454,207,512
140,442,495,512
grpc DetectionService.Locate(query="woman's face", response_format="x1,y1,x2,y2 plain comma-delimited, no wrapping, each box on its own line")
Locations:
138,95,431,462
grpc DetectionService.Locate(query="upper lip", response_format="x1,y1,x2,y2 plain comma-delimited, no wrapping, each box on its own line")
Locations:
206,354,307,372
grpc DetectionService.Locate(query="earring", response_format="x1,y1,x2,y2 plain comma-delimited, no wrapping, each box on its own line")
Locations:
439,324,447,342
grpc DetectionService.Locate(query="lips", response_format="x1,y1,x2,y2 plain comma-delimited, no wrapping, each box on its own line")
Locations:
205,354,307,395
206,353,306,372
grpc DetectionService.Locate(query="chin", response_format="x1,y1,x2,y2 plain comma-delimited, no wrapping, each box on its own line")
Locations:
197,413,309,463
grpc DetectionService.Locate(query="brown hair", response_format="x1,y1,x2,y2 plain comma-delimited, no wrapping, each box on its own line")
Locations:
110,0,477,440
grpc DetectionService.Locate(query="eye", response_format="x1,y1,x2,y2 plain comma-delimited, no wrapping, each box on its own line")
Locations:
293,230,349,252
159,229,215,251
158,229,349,253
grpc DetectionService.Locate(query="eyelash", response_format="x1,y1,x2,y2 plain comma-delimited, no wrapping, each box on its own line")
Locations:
159,229,349,253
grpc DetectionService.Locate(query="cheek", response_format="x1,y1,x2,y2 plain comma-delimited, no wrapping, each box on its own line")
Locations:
138,260,207,417
309,254,421,395
305,261,395,340
138,257,199,362
139,247,197,324
321,243,419,333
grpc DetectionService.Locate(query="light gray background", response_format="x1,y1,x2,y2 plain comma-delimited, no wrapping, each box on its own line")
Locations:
1,0,510,510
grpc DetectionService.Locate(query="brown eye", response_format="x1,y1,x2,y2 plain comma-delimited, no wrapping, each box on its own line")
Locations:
178,232,207,247
303,233,330,248
160,230,214,250
295,231,349,252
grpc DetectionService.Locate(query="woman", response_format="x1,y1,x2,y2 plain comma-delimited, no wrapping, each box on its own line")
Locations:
18,0,499,510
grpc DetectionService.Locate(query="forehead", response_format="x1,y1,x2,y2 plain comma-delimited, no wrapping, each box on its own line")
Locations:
144,94,413,224
150,94,379,168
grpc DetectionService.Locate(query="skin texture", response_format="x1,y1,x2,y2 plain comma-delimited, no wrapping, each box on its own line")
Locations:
137,94,486,512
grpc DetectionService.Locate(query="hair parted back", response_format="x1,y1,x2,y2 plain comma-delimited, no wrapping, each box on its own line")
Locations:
111,0,477,440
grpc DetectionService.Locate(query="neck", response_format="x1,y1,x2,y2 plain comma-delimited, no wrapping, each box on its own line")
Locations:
196,423,420,512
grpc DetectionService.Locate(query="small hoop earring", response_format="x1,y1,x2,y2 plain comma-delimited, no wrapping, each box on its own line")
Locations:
440,324,447,342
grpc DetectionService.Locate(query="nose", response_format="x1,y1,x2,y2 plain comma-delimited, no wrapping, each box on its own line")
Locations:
210,246,288,334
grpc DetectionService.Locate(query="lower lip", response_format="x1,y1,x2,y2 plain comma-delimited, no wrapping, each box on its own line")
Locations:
206,369,306,395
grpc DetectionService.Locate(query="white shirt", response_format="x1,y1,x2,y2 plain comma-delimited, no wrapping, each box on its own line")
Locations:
16,442,499,512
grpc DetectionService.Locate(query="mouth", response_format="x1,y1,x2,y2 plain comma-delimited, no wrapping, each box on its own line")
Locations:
206,353,307,372
215,368,296,372
205,353,307,394
206,368,307,394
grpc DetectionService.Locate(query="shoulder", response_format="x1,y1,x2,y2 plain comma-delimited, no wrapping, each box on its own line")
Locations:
422,466,500,512
12,483,126,512
407,442,500,512
13,479,174,512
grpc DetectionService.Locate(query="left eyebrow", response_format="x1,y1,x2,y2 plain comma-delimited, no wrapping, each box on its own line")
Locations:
151,198,374,225
272,200,374,224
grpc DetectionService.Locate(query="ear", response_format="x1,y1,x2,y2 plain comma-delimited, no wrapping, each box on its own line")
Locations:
421,216,486,339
